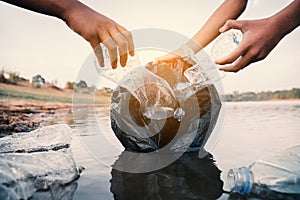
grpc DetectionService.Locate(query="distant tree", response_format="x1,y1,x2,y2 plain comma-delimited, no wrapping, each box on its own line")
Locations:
0,69,27,84
225,88,300,101
32,74,45,88
292,88,300,98
76,80,88,88
65,81,75,89
0,69,7,83
8,71,19,84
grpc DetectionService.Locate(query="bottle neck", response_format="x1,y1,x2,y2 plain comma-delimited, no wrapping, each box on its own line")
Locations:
227,167,253,194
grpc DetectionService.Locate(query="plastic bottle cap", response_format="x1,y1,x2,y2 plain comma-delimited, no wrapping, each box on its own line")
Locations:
227,167,252,194
173,107,185,121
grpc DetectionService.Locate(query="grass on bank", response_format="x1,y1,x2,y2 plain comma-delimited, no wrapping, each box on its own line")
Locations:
0,83,111,105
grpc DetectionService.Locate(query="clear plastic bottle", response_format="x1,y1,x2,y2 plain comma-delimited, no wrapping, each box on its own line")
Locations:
210,29,242,80
227,145,300,197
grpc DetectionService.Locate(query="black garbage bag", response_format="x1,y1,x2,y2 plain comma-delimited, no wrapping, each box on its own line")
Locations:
111,57,222,153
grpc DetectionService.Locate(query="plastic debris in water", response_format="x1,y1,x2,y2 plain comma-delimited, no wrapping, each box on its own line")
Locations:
227,144,300,199
0,124,79,200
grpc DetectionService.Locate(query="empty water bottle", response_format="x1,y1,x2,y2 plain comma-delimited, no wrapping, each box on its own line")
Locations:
210,29,242,80
227,144,300,198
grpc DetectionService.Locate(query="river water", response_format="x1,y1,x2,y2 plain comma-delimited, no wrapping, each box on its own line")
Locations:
59,100,300,199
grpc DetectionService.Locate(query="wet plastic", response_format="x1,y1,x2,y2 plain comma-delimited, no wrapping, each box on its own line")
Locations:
0,124,79,200
227,144,300,197
110,47,222,152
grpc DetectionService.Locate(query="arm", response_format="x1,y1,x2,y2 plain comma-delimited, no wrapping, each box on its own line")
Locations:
217,0,300,72
188,0,248,53
2,0,135,69
155,0,247,63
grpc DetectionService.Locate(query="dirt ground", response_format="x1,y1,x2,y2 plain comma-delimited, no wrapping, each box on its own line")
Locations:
0,99,73,137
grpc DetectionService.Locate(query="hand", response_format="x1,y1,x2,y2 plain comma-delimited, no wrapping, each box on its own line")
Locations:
154,48,183,64
216,18,284,72
64,2,134,69
154,44,197,65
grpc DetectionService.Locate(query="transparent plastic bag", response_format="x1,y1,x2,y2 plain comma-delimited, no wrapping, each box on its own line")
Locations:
110,47,222,152
0,124,79,200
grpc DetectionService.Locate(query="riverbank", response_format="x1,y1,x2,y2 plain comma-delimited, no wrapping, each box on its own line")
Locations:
0,81,111,136
1,81,299,137
0,98,73,137
0,82,111,104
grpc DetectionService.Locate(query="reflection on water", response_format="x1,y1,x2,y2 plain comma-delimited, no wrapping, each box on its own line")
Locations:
30,182,78,200
48,101,300,199
228,187,300,200
110,152,223,200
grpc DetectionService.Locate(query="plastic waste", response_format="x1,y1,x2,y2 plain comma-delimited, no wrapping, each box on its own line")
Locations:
94,43,141,84
28,182,78,200
0,124,71,154
0,124,79,200
110,47,222,152
227,144,300,198
210,29,242,63
210,29,242,79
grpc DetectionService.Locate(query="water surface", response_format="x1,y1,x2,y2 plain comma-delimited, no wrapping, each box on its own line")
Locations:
64,101,300,199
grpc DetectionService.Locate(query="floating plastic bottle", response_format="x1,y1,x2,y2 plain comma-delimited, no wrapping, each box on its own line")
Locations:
227,144,300,198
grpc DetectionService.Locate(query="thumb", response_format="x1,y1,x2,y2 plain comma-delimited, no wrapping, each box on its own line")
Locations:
219,20,242,33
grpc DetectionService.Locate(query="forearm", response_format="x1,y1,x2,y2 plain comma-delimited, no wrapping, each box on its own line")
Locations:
1,0,84,21
189,0,247,53
269,0,300,38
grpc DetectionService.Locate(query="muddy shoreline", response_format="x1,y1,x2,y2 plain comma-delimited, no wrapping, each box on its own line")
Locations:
0,99,73,137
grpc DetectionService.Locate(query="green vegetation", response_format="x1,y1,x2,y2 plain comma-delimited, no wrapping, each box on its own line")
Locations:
1,69,299,103
224,88,300,102
0,69,28,85
0,83,111,105
0,86,72,103
65,81,75,89
0,69,111,105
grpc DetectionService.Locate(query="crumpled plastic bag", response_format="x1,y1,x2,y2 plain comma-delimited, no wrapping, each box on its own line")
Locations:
110,50,222,153
0,124,79,200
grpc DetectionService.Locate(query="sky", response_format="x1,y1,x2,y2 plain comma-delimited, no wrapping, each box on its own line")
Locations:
0,0,299,93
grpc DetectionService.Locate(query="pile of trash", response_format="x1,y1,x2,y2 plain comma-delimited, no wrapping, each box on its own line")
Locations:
111,50,222,153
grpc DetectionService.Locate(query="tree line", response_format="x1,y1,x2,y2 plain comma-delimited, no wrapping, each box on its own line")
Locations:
1,69,299,101
224,88,300,101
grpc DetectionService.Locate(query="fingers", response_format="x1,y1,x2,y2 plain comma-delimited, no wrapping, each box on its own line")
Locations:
117,25,135,56
111,33,128,67
90,40,104,67
101,34,118,69
219,51,252,72
219,20,243,33
216,41,251,73
216,20,248,72
101,26,134,69
215,43,246,65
